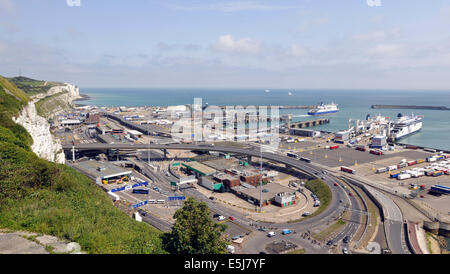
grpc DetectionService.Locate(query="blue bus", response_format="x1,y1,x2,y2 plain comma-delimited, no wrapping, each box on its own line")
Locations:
133,189,149,194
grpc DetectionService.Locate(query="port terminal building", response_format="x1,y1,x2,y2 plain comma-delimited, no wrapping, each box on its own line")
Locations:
71,160,132,185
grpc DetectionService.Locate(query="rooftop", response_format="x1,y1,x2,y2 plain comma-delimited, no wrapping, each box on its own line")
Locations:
182,161,217,176
73,160,132,180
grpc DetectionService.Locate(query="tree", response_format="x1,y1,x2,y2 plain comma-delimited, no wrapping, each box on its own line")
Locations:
164,197,227,254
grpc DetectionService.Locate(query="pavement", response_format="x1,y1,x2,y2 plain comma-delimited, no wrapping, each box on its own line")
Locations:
0,231,83,254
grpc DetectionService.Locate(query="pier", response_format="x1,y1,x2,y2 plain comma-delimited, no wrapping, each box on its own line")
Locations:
289,118,330,128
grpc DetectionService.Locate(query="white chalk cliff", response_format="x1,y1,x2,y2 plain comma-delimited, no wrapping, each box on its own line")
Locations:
13,83,80,164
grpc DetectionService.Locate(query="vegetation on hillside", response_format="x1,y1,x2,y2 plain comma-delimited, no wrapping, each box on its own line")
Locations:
163,197,228,254
35,91,70,118
304,179,332,218
0,76,166,254
8,76,63,96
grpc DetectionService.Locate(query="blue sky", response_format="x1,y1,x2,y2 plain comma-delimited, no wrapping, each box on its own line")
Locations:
1,0,450,89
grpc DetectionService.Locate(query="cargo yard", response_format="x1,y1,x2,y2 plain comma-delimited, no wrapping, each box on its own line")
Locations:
51,102,450,254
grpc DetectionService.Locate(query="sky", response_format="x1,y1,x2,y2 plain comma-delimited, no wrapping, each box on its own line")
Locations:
1,0,450,90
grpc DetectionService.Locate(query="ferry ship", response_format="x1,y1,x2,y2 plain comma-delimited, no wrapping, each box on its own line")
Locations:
308,102,339,115
388,114,423,140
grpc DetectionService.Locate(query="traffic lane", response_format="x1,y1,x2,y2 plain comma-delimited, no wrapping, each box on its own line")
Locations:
138,209,173,232
241,231,327,254
184,188,254,229
385,220,407,254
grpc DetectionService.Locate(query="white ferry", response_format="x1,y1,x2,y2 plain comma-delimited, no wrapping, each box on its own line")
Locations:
308,102,339,115
389,114,423,140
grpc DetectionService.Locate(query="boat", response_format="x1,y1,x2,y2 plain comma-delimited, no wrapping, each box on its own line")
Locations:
288,92,292,96
265,89,270,93
388,113,423,140
308,102,339,115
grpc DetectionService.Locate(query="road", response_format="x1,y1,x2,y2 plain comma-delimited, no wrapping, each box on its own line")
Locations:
345,178,409,254
65,142,406,253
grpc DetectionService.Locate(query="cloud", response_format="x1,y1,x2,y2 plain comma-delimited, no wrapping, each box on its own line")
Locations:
167,1,294,12
353,28,401,42
353,31,386,42
0,0,13,13
366,43,404,57
289,44,306,57
212,34,261,55
297,17,329,32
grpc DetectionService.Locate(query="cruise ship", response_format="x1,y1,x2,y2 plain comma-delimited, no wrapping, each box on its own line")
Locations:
308,102,339,115
388,114,423,140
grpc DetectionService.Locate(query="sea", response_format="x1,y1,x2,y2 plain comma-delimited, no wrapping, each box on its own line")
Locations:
78,88,450,151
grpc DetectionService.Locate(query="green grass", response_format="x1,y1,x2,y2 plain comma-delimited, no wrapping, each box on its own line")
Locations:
313,219,346,241
0,76,166,254
304,179,332,218
7,76,63,96
287,248,306,254
35,91,70,117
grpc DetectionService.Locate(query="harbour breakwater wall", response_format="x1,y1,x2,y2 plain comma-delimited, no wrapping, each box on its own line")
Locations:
371,104,450,110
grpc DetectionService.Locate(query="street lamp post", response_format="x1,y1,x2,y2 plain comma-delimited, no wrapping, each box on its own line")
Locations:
260,146,263,212
147,123,151,166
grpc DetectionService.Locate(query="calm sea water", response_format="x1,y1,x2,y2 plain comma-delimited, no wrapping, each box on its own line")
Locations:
79,88,450,151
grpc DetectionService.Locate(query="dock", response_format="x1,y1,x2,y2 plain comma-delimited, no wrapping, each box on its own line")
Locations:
289,118,330,128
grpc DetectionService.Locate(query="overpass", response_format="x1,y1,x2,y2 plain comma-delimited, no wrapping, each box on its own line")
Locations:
63,143,323,177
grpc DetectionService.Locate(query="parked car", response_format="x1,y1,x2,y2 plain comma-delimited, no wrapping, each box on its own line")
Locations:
349,192,353,197
209,196,216,200
334,183,338,186
326,240,334,246
302,212,311,217
218,216,225,221
267,232,275,237
342,247,349,254
229,216,236,221
213,213,220,218
282,229,292,235
343,236,350,243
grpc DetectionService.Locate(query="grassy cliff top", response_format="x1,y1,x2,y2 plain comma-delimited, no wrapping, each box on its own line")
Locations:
0,76,29,104
7,76,64,96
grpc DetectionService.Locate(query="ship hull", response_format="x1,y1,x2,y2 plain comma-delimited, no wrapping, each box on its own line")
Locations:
394,128,422,141
308,110,339,115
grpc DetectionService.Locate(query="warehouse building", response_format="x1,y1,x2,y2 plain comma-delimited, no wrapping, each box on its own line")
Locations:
231,183,297,207
182,162,217,177
72,160,132,185
273,192,298,207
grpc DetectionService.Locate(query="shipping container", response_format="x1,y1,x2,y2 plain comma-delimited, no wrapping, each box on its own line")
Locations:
397,174,411,180
330,145,339,150
390,172,400,178
433,171,444,177
408,161,417,166
370,150,383,156
417,159,425,164
388,165,398,171
341,166,356,174
376,167,387,173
